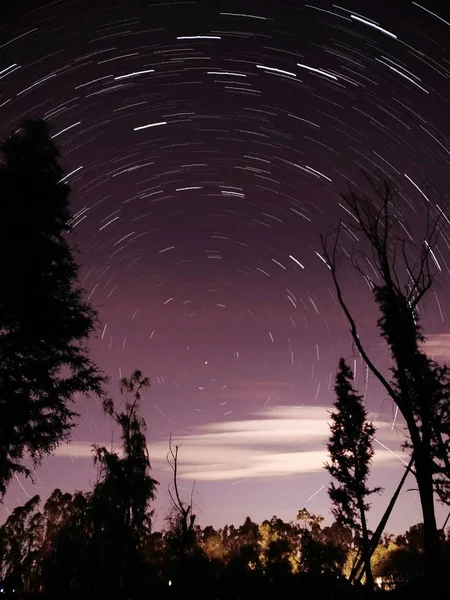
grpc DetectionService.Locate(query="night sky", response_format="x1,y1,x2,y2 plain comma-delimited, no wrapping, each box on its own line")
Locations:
2,0,450,532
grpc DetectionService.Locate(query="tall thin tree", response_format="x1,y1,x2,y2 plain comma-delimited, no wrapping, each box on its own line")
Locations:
325,358,381,590
166,436,197,560
90,370,158,598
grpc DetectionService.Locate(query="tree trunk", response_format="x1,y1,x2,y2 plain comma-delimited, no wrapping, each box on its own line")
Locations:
352,453,415,583
414,447,441,586
362,542,374,590
358,499,374,590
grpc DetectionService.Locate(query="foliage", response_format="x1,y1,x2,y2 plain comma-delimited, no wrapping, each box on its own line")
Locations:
258,517,300,574
374,286,450,504
88,370,159,598
2,489,450,599
0,119,106,496
40,490,93,595
325,358,381,588
93,370,158,544
321,176,450,583
0,370,158,598
0,495,43,590
326,359,381,533
199,526,228,562
296,507,324,533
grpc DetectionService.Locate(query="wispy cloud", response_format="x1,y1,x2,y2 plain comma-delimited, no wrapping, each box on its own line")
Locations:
55,406,408,481
422,333,450,360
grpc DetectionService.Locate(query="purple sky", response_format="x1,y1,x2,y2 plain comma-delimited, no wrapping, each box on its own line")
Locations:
2,0,450,533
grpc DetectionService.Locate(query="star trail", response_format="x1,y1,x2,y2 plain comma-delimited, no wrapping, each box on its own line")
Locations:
2,0,450,531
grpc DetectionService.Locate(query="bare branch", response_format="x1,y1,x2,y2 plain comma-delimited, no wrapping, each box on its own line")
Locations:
321,231,399,407
166,434,196,526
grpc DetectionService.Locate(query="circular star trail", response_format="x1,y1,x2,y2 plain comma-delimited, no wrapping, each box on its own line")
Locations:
2,0,450,529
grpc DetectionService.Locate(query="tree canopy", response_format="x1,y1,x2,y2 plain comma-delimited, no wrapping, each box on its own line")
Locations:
0,119,106,496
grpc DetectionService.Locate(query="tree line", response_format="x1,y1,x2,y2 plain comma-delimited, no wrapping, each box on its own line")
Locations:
3,358,446,599
0,119,450,598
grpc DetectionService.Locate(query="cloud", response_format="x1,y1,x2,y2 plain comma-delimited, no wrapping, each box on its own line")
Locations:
422,334,450,360
55,405,408,481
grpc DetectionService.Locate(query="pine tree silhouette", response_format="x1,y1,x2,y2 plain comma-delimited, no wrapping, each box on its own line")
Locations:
325,358,381,589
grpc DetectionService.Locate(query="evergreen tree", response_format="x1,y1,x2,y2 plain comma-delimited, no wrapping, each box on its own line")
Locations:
325,358,381,589
0,119,105,496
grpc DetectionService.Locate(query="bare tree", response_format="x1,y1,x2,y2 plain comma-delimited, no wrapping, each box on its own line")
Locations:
166,436,197,562
321,175,450,585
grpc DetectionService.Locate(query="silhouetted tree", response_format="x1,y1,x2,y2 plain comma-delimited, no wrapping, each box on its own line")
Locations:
299,529,347,578
89,370,158,599
325,358,381,589
166,436,197,555
257,517,298,576
374,523,438,585
40,490,94,596
296,509,347,577
296,508,324,535
6,492,448,600
321,176,450,584
0,495,44,591
0,119,106,496
321,520,353,552
39,371,160,598
164,436,204,593
200,525,228,563
41,488,74,542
